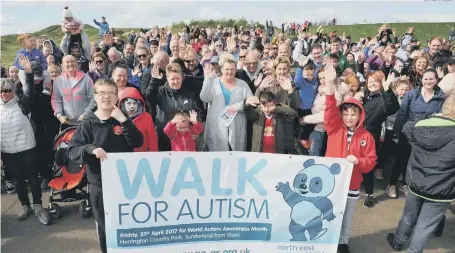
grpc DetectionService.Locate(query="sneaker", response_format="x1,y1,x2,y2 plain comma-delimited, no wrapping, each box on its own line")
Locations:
33,204,51,225
399,184,409,197
41,179,50,190
42,87,51,96
374,169,384,180
17,205,33,220
337,244,350,253
387,233,402,251
5,180,15,194
363,195,375,208
386,185,397,198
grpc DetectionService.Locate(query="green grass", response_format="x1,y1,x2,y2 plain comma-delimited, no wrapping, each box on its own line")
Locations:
2,22,454,66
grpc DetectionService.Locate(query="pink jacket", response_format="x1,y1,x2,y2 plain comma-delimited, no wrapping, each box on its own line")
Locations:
303,86,342,133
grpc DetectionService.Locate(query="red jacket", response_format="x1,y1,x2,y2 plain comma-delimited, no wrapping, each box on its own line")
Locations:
119,88,158,152
324,94,376,190
164,121,204,151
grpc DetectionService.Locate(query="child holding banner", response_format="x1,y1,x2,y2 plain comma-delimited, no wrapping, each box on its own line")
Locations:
323,64,377,253
67,79,143,253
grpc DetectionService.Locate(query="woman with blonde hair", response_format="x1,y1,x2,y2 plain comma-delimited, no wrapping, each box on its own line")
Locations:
339,72,364,101
255,56,300,108
200,54,253,151
409,55,429,88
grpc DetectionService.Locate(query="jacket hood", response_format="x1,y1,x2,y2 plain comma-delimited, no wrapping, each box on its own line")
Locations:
339,97,366,129
408,115,455,150
118,87,145,106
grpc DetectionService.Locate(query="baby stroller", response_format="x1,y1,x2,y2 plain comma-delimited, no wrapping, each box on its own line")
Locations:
47,125,92,219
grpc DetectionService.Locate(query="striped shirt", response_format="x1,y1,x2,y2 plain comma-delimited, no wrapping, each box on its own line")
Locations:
348,190,360,199
347,129,354,150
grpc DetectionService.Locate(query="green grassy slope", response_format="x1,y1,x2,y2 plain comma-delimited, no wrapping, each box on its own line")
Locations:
2,22,454,66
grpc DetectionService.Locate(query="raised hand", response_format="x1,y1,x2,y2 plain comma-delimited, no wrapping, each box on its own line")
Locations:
203,63,215,78
259,75,274,90
324,64,337,95
226,36,237,52
18,54,32,73
111,103,127,123
245,96,260,107
151,64,163,79
436,67,444,79
277,76,293,93
383,72,395,91
189,110,198,124
357,53,366,63
132,65,141,76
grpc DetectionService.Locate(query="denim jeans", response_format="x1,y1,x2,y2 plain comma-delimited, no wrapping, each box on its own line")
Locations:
309,130,325,156
394,192,450,253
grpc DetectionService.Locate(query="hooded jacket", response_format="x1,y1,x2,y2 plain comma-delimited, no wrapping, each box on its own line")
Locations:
51,70,95,124
324,94,377,191
404,115,455,202
119,87,158,152
67,110,143,187
164,120,204,151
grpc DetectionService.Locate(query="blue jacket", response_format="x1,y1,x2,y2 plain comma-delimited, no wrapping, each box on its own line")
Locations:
93,19,109,36
14,48,47,70
393,87,445,134
294,67,319,110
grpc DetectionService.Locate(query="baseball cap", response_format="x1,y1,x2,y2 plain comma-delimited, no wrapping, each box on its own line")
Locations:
447,55,455,64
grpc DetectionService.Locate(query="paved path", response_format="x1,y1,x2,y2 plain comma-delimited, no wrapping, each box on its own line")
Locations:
2,173,454,253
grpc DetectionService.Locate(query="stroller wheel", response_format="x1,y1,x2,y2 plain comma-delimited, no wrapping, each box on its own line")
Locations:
49,203,63,218
79,201,92,218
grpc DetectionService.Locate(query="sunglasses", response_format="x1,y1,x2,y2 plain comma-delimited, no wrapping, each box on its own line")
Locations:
185,59,197,64
95,60,104,64
239,55,246,59
137,54,148,58
272,47,278,50
1,89,13,94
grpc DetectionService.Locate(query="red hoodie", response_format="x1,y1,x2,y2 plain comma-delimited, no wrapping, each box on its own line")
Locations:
164,121,204,151
119,88,158,152
324,94,377,191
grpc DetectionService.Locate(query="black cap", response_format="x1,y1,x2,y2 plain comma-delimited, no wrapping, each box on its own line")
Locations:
448,55,455,64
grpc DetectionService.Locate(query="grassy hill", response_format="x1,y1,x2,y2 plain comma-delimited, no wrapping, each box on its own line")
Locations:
2,22,454,66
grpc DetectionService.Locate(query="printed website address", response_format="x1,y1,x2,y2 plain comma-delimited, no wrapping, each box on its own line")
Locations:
183,248,251,253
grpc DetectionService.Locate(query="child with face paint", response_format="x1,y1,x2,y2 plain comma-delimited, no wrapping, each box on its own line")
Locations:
164,110,204,151
118,87,158,152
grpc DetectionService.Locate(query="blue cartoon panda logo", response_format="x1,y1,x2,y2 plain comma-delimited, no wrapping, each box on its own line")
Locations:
275,159,341,241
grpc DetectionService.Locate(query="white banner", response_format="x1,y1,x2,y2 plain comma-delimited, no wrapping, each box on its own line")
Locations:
102,152,353,253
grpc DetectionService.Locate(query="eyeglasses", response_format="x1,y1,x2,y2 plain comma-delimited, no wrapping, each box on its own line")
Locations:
239,55,246,59
1,89,12,94
95,91,117,97
246,62,258,65
240,46,247,50
185,59,197,64
137,54,148,58
216,45,222,47
95,60,104,64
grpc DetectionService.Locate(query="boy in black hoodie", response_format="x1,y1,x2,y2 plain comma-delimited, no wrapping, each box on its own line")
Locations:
68,79,143,253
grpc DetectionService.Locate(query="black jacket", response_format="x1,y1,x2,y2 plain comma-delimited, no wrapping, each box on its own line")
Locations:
141,70,205,121
429,51,448,69
404,115,455,201
68,111,143,187
363,88,400,148
152,82,202,134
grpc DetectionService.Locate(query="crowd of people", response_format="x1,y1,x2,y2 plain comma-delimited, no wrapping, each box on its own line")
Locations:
1,6,455,253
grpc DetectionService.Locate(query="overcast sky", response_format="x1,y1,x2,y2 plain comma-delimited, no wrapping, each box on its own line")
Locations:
1,1,455,35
